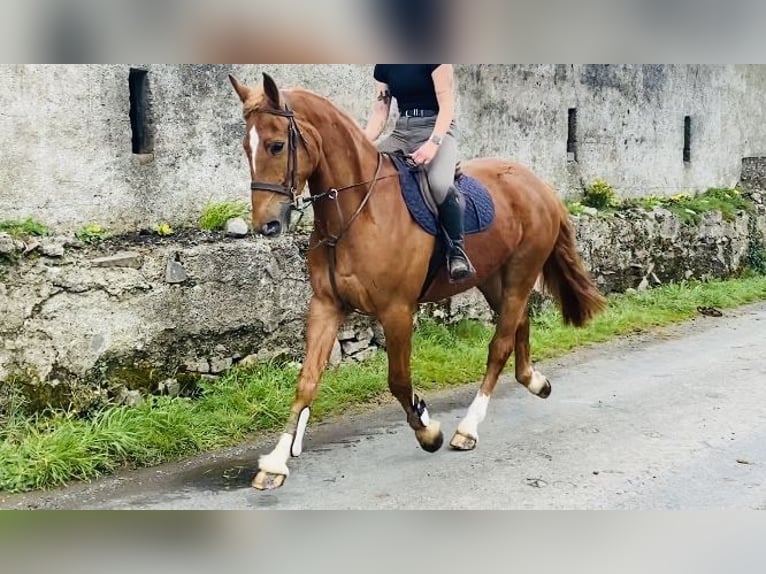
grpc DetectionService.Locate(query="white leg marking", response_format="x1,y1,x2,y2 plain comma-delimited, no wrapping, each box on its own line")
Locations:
528,370,549,395
291,408,310,458
457,392,490,439
413,395,431,427
419,406,431,428
249,125,259,175
258,433,292,476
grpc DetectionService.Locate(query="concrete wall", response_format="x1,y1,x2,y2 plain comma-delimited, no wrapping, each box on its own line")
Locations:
1,64,765,232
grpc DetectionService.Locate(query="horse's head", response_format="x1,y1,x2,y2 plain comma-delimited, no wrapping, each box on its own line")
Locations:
229,73,317,237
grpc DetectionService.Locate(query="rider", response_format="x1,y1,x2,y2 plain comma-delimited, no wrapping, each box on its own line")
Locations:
364,64,475,283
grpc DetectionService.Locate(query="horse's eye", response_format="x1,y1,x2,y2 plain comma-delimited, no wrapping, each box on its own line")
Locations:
269,142,285,155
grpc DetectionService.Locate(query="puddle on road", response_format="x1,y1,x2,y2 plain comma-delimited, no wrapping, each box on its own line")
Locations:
175,458,256,492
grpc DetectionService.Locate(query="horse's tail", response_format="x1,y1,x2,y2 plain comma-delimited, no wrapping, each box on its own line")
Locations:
542,206,606,327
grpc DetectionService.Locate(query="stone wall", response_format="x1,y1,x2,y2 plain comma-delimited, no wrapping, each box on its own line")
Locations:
3,65,766,232
2,196,764,413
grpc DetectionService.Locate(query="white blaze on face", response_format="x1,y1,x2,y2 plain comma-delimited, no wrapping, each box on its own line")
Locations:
249,125,259,175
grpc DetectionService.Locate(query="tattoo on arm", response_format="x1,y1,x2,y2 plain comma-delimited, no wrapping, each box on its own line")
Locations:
377,89,392,106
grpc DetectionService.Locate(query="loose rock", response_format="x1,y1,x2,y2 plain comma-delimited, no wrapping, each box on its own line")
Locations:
117,388,145,408
329,340,343,367
342,339,369,356
40,241,65,258
158,378,181,397
210,357,233,374
165,259,187,284
225,218,249,238
0,233,17,255
92,251,143,269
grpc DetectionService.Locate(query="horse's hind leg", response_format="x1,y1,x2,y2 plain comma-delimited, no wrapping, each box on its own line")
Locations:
379,303,444,453
253,295,344,490
514,310,552,398
450,268,538,451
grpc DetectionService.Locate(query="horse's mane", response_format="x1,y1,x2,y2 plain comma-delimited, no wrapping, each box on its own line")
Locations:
244,87,366,139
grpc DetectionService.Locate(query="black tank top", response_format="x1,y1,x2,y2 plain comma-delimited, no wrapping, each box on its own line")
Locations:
373,64,442,113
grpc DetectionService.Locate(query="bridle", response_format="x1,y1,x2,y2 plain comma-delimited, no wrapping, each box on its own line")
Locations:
250,104,310,215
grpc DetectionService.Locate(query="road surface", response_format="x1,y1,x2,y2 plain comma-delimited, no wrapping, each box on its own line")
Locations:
4,303,766,510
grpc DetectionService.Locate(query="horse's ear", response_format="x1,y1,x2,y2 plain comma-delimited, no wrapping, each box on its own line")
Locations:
262,72,282,109
229,75,250,104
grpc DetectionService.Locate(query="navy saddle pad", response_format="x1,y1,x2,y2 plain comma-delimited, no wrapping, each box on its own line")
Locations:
388,154,495,236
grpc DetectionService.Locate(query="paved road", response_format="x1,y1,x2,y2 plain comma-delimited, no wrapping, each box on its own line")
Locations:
5,303,766,510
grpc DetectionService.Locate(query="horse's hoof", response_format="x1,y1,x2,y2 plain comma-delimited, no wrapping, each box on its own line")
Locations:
416,422,444,453
252,471,287,491
528,371,552,399
450,431,478,451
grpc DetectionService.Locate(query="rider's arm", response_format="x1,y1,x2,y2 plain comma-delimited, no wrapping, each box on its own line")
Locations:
431,64,455,141
364,81,392,142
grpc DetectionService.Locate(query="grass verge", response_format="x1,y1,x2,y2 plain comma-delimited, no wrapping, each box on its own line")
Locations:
2,275,766,493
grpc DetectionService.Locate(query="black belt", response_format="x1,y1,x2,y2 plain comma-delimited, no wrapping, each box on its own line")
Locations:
401,108,438,118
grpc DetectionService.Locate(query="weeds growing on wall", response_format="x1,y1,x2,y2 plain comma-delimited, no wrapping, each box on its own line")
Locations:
621,188,752,224
582,179,621,209
572,182,753,224
199,201,250,232
153,223,175,237
2,275,766,493
0,218,50,239
76,224,110,244
565,201,586,217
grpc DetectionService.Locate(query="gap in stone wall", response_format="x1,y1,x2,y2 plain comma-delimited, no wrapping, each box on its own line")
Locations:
129,68,154,156
683,115,692,164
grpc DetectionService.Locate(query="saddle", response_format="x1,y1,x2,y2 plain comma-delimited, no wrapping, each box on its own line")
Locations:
386,153,496,299
386,152,495,237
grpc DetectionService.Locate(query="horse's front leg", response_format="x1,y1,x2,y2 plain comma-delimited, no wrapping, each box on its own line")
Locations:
379,304,444,453
253,295,344,490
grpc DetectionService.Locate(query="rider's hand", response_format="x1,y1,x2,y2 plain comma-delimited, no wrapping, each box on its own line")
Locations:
412,141,439,166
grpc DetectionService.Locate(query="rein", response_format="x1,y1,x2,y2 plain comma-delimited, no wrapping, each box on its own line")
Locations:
251,104,395,311
309,154,387,312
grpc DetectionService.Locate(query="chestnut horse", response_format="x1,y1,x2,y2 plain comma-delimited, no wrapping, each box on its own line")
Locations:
229,73,605,490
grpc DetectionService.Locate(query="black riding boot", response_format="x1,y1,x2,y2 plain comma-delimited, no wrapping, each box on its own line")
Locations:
438,188,476,282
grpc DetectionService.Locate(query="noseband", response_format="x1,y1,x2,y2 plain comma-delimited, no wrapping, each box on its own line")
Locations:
250,104,309,212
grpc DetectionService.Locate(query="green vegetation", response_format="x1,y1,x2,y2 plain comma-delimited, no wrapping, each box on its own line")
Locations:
582,179,621,210
572,181,753,225
2,275,766,493
0,218,49,239
199,201,249,232
153,223,175,237
621,188,752,224
75,224,110,244
565,201,586,217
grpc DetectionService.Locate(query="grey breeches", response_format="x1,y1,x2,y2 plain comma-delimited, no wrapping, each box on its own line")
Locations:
377,116,458,206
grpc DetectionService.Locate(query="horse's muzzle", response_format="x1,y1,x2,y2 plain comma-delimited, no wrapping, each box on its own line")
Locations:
258,202,293,238
261,220,282,237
